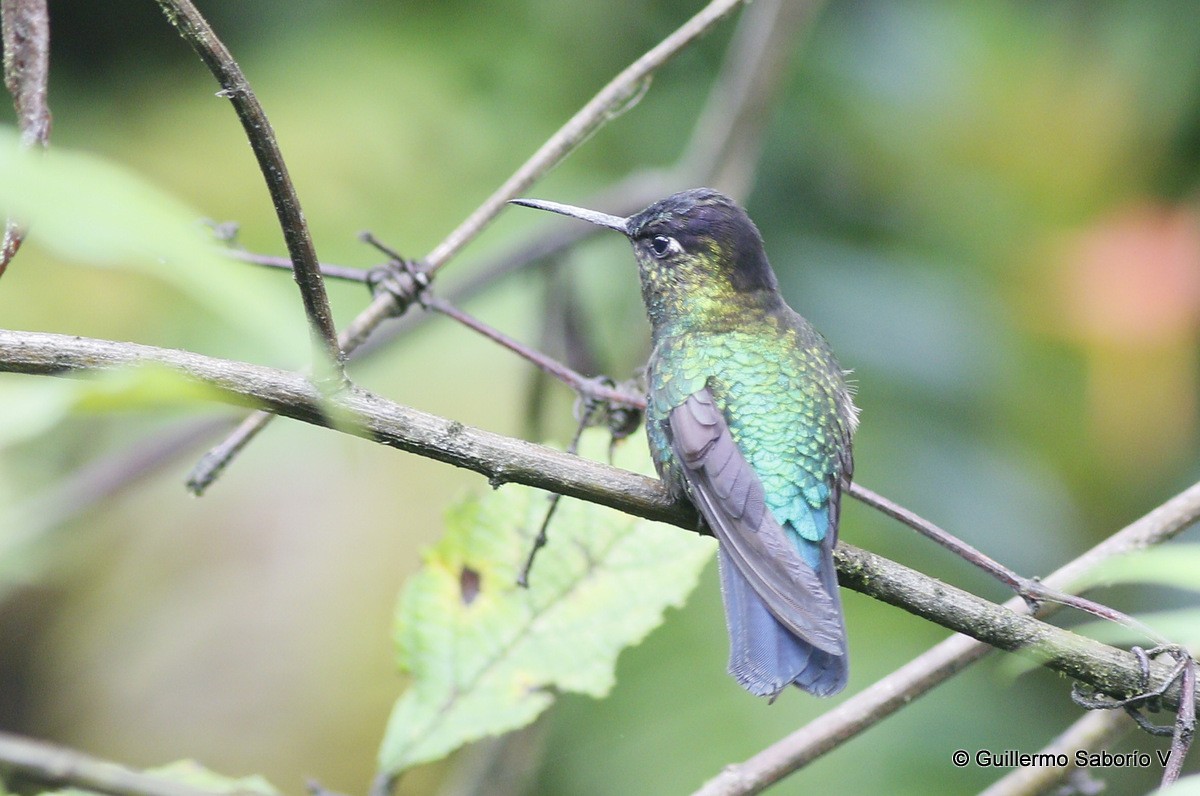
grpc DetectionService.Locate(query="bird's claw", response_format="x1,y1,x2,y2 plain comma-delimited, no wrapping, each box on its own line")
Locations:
1071,644,1193,737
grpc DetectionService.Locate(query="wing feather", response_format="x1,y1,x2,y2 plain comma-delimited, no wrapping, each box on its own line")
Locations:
667,388,844,655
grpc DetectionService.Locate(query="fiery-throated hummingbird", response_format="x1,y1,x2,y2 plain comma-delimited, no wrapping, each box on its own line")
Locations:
511,189,858,698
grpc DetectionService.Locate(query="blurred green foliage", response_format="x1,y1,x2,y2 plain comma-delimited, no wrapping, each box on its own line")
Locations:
2,1,1199,794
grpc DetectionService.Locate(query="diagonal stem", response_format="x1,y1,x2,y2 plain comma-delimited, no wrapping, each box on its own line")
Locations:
849,482,1168,642
425,296,638,410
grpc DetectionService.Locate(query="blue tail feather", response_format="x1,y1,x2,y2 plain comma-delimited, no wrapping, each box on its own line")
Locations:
718,547,848,698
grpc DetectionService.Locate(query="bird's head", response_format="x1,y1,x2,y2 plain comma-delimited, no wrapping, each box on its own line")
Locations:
511,188,780,333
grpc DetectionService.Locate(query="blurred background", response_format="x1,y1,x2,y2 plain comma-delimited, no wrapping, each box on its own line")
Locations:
2,0,1200,793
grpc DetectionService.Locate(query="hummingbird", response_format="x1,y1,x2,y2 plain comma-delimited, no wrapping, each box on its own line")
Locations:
511,188,858,699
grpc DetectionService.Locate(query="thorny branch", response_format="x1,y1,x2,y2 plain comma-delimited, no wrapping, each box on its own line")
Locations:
0,328,1197,724
153,0,343,382
237,248,641,412
0,0,50,275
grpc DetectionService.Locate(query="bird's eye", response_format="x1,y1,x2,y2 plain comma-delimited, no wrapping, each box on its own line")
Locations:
650,236,674,258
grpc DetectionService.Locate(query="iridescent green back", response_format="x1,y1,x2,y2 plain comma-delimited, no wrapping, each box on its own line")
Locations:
646,306,854,568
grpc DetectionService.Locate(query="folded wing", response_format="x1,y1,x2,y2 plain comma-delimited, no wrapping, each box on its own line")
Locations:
667,389,845,653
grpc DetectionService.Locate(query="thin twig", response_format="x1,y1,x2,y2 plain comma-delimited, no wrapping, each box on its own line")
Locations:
517,399,601,588
833,544,1195,708
0,0,51,276
2,328,1198,720
425,296,639,409
0,218,20,275
691,477,1200,796
0,0,49,147
0,731,234,796
153,0,343,382
359,232,643,409
1166,651,1196,786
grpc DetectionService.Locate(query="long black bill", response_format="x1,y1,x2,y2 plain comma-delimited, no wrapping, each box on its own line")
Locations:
509,198,630,235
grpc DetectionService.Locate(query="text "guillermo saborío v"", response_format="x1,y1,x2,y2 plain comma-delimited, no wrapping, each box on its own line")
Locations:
952,749,1172,769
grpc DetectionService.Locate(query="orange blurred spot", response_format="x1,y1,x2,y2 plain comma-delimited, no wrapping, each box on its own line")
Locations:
1061,205,1200,346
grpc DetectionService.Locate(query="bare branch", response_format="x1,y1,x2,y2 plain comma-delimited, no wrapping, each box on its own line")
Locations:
153,0,343,381
0,219,22,275
1,0,51,275
692,477,1200,796
0,731,231,796
425,296,639,409
850,482,1166,639
1,328,684,524
1,328,1197,723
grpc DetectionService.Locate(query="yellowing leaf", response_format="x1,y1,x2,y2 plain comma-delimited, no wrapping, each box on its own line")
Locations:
378,430,714,776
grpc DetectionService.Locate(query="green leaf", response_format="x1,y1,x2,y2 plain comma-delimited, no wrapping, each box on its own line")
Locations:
0,125,298,360
377,430,714,776
1069,545,1200,595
